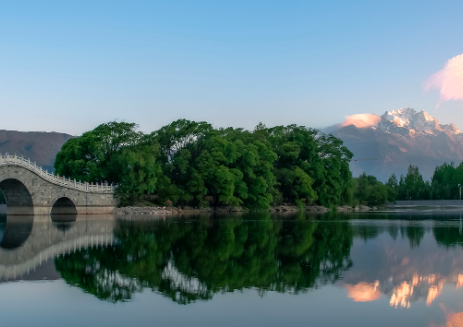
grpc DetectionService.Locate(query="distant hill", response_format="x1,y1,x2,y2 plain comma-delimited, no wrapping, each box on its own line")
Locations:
324,108,463,181
0,130,73,172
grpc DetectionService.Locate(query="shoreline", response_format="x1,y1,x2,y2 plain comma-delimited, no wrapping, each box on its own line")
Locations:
113,203,463,216
112,204,378,216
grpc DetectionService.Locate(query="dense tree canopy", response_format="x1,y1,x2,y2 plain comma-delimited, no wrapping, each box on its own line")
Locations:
54,122,160,204
430,162,463,200
383,162,463,201
351,173,389,206
266,125,352,206
55,119,354,208
57,119,463,207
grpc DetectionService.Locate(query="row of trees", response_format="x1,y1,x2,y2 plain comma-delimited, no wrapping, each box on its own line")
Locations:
386,162,463,201
349,161,463,205
54,120,463,207
55,120,353,207
346,166,427,206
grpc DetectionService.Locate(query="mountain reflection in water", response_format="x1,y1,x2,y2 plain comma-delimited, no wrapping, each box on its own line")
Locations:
2,212,463,326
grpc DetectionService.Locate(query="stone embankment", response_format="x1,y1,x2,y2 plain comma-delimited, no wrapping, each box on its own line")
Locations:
337,204,378,212
113,204,377,215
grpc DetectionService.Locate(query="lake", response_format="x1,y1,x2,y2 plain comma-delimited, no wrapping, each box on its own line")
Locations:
1,211,463,327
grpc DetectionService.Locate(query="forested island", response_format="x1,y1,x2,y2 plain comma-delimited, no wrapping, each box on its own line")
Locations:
53,120,463,209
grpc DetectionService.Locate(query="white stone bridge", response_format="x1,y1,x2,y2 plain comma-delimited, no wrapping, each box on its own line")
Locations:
0,154,116,215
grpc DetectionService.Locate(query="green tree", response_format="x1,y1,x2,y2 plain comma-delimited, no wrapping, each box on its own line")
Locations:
55,119,353,208
430,162,463,200
352,173,388,206
152,120,278,208
386,173,399,202
55,122,161,204
398,165,427,200
267,125,352,206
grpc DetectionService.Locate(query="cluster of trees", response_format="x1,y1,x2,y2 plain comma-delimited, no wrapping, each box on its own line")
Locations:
55,120,353,208
346,173,390,206
54,120,463,208
385,162,463,201
54,122,160,203
54,214,353,303
346,165,428,206
347,161,463,205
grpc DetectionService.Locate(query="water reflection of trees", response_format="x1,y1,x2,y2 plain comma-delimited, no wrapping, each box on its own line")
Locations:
54,213,353,304
350,213,427,248
433,225,463,248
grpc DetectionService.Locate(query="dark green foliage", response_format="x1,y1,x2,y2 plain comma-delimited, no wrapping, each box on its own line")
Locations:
351,173,388,206
266,125,352,207
430,162,463,200
399,165,429,200
347,173,389,206
152,120,353,208
384,165,431,201
54,122,161,205
55,119,354,207
384,162,463,201
151,120,279,208
386,173,399,202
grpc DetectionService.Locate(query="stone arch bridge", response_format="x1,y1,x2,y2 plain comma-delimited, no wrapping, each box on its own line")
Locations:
0,154,116,215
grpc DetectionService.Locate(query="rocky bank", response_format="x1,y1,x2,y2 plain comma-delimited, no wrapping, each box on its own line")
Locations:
113,204,377,215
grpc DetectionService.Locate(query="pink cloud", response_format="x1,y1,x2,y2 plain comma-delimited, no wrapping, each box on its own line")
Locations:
424,53,463,107
341,114,381,128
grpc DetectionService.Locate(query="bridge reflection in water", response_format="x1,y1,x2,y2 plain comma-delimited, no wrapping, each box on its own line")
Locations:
0,214,116,280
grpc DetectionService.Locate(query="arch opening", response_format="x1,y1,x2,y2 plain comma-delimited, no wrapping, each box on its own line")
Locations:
0,179,34,215
51,197,77,223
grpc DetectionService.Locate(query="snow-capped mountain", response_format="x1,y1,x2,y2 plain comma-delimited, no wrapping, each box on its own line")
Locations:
325,108,463,181
377,108,460,136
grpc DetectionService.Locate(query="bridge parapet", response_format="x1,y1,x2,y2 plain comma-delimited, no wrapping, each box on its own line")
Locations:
0,154,115,193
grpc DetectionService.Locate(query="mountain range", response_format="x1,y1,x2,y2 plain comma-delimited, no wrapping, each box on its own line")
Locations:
325,108,463,181
0,108,461,181
0,130,72,172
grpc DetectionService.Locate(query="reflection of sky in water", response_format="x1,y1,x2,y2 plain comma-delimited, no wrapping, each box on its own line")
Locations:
1,281,460,327
338,221,463,313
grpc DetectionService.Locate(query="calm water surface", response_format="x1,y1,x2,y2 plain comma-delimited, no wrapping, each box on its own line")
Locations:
1,211,463,326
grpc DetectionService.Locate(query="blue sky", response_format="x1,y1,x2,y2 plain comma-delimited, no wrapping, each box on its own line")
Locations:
1,0,462,135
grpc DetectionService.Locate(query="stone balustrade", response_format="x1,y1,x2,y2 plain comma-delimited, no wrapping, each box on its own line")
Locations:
0,154,115,193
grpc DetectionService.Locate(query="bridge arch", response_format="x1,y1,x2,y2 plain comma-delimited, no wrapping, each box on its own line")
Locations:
0,179,34,215
51,197,77,215
51,197,78,222
0,155,116,215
